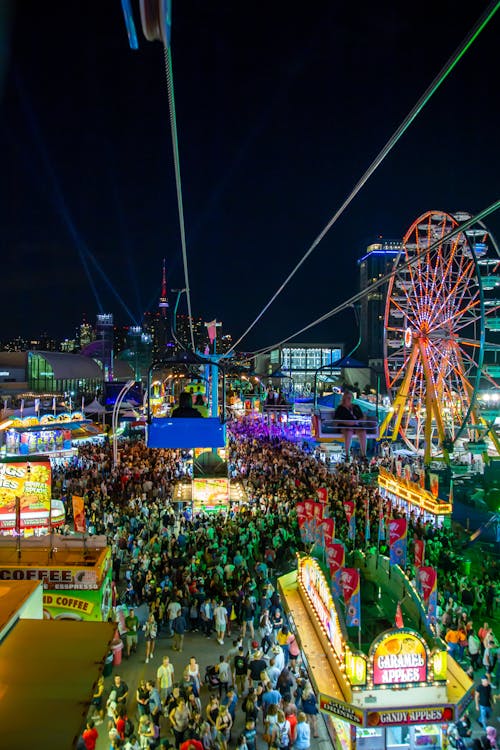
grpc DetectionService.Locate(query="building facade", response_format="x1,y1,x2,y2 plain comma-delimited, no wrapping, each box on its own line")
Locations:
358,240,402,373
260,343,343,397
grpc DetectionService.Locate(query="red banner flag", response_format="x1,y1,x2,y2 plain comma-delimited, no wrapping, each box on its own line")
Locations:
317,487,328,504
72,495,86,534
389,518,407,547
343,501,355,524
418,566,437,605
312,502,324,521
296,502,306,529
325,541,345,575
320,517,335,544
304,500,315,521
429,473,439,498
395,602,404,629
414,539,425,568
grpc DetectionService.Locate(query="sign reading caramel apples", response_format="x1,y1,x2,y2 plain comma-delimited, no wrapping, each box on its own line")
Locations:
0,458,51,529
371,630,427,685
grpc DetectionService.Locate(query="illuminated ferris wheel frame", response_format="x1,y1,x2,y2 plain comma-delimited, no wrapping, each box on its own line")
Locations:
379,210,500,464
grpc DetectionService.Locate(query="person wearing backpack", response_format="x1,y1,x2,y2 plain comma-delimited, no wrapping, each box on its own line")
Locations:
276,710,291,750
233,647,248,696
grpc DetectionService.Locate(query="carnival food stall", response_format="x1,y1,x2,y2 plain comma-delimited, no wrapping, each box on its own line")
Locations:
0,535,112,622
0,455,65,536
377,467,452,527
278,555,473,750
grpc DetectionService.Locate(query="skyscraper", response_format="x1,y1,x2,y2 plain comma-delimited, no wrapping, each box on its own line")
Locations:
143,260,173,359
358,239,402,373
96,313,114,381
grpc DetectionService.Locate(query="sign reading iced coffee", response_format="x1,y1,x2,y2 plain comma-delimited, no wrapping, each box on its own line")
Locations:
371,630,427,686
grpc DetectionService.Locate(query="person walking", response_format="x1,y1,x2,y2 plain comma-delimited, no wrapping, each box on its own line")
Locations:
294,712,311,750
143,612,157,664
475,675,493,729
173,610,187,653
157,655,175,702
214,600,228,645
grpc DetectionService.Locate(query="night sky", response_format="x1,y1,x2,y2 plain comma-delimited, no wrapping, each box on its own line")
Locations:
1,1,499,351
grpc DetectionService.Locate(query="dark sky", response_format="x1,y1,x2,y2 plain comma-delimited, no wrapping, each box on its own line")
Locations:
1,0,499,351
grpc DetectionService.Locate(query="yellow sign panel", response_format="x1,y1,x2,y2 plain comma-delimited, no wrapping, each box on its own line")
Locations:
0,460,51,529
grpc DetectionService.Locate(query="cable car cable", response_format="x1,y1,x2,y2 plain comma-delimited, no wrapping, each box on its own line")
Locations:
227,0,500,355
248,200,500,358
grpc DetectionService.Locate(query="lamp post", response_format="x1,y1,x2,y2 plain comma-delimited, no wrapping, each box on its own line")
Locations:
112,379,135,467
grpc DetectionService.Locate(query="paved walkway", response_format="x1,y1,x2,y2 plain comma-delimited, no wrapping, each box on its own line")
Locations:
93,621,333,750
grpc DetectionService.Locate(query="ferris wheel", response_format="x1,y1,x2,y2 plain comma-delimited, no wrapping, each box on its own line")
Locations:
379,209,500,463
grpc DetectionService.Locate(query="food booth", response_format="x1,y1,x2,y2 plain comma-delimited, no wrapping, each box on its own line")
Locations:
0,535,112,622
278,555,473,750
377,467,452,527
0,455,65,535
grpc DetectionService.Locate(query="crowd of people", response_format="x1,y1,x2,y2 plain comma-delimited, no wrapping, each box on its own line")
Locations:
61,413,500,750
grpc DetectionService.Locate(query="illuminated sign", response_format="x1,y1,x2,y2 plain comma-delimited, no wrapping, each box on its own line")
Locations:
300,556,345,663
0,460,52,530
319,695,364,726
378,467,451,516
193,478,229,513
367,706,453,727
371,630,427,686
346,651,367,686
0,565,98,590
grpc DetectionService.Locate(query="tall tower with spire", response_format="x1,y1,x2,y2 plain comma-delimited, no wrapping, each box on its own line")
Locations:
159,258,169,318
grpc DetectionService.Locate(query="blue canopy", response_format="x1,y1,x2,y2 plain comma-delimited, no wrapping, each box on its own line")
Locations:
147,417,226,449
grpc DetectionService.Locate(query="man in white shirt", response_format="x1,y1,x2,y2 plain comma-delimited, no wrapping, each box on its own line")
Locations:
214,601,228,645
157,655,175,702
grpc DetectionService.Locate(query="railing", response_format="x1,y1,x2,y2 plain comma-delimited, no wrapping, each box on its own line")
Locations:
315,414,379,439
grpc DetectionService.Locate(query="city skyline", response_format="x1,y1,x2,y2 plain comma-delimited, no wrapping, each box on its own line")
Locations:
1,2,498,350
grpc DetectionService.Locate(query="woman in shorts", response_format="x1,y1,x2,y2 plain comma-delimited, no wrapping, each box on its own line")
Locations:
143,612,157,664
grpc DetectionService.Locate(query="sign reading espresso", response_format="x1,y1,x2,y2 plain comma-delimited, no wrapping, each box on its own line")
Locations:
367,706,454,727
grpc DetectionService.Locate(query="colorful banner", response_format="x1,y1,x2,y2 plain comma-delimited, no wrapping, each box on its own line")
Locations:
343,500,354,523
0,459,52,531
395,459,402,477
340,568,361,627
418,566,438,625
418,468,426,489
317,487,328,504
414,539,425,568
296,501,306,539
72,495,86,534
372,630,427,685
429,472,439,498
325,541,345,597
389,518,408,567
312,502,324,545
378,512,385,542
320,517,335,546
348,514,356,541
304,500,315,542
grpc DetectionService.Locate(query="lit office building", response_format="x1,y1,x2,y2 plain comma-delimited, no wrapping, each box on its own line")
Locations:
358,239,402,372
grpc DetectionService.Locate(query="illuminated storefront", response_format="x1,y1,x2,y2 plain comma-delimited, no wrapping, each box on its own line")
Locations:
0,536,112,622
278,555,473,750
378,467,452,526
0,456,65,535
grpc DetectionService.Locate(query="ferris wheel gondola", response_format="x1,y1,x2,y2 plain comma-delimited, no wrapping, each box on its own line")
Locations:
379,209,500,463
